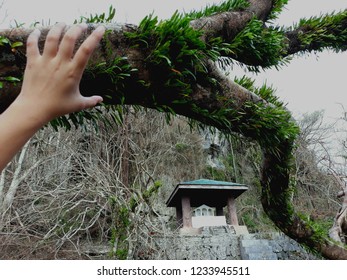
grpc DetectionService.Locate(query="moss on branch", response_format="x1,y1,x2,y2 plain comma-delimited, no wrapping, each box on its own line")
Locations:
286,10,347,55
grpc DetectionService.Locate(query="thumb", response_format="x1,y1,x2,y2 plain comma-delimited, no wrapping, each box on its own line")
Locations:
80,95,103,110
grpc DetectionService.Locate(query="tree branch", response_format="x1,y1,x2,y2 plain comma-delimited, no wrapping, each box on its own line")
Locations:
189,0,273,39
284,10,347,56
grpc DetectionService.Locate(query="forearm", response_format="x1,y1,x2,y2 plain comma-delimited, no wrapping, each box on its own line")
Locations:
0,98,45,171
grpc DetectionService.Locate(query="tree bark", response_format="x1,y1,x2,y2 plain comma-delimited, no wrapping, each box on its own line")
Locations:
329,172,347,244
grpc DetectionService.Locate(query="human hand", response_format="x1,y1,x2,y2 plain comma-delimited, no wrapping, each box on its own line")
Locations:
16,23,105,125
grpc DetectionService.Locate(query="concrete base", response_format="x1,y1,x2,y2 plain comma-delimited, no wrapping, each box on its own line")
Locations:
232,225,249,235
192,216,227,228
179,227,202,235
179,225,248,236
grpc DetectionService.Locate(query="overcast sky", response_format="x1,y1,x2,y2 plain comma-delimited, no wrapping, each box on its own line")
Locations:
0,0,346,121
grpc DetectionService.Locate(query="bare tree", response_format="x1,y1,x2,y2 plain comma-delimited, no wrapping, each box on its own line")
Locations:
329,171,347,243
0,109,205,259
327,108,347,243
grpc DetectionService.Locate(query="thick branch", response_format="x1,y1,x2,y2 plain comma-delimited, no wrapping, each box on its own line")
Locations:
284,10,347,56
0,1,276,109
0,23,141,112
190,5,347,69
190,0,273,45
246,9,347,66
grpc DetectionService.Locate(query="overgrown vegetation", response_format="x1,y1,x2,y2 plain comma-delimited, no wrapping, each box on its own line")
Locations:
186,0,249,20
228,18,288,70
291,10,347,53
0,36,23,88
0,110,208,259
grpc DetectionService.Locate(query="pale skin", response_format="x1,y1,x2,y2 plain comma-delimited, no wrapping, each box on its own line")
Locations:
0,23,105,172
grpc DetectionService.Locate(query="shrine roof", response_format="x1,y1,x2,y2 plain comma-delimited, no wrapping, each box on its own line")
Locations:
166,179,248,207
181,179,243,186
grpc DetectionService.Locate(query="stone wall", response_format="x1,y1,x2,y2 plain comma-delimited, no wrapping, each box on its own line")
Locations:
82,226,319,260
152,226,318,260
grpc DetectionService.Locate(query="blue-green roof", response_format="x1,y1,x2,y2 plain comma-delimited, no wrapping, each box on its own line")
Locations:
166,178,248,207
180,179,243,186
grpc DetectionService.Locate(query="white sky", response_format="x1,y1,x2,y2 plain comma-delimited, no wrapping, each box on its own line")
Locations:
0,0,346,121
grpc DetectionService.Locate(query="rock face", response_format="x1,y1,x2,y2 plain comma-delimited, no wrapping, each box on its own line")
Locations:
202,130,227,170
152,226,318,260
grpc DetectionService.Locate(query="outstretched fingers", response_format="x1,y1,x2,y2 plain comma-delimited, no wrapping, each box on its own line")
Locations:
42,22,66,58
73,26,105,74
26,29,41,64
58,24,88,59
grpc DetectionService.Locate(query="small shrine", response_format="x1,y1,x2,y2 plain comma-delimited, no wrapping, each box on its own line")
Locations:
166,179,248,234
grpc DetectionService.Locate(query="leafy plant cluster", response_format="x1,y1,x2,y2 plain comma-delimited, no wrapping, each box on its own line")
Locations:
109,181,162,259
186,0,249,20
0,36,23,50
0,36,23,88
235,76,299,149
187,0,290,71
126,11,213,98
187,74,299,158
267,0,288,21
74,5,116,24
107,197,131,260
292,10,347,53
228,18,288,71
